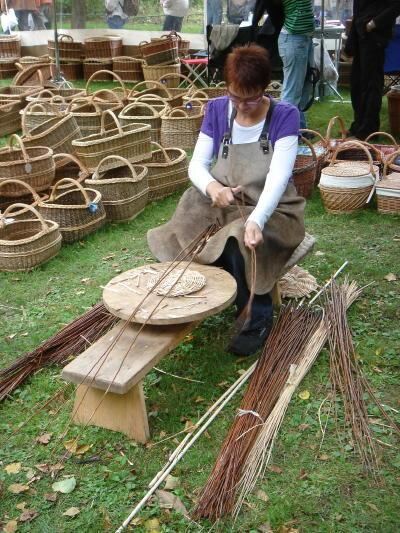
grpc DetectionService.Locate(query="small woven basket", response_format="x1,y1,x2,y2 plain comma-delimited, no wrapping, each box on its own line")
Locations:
142,61,181,85
67,97,120,137
53,153,91,188
85,69,128,108
0,203,61,272
159,73,194,97
0,98,24,137
119,101,162,143
38,177,106,243
319,141,378,213
0,34,21,58
0,85,40,104
132,93,169,115
292,137,318,198
86,155,149,222
183,89,209,106
299,128,328,184
83,59,113,81
143,141,188,201
0,134,55,197
160,101,204,151
113,56,144,83
21,99,64,132
72,109,152,172
84,35,122,59
11,63,52,87
376,150,400,214
48,34,83,61
139,36,178,66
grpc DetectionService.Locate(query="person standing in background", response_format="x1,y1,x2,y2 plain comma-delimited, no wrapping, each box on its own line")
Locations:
207,0,223,25
105,0,129,29
160,0,189,32
345,0,400,139
1,0,45,30
277,0,315,129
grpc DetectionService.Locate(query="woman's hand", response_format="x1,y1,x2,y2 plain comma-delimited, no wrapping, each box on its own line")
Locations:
244,221,263,249
206,181,242,208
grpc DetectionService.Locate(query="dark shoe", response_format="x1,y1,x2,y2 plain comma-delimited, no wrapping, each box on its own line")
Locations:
227,320,273,357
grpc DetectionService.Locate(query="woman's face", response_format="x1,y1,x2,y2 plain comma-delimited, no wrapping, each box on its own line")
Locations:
227,85,265,114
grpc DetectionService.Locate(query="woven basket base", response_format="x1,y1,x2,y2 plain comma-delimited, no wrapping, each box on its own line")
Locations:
377,196,400,214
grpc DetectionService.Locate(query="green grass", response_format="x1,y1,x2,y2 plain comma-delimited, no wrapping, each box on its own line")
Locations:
0,90,399,532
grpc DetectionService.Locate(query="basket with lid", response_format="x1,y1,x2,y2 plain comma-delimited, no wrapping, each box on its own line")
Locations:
376,149,400,214
119,102,162,143
38,177,106,243
292,137,318,198
85,156,149,222
319,141,378,213
160,100,204,150
0,204,61,272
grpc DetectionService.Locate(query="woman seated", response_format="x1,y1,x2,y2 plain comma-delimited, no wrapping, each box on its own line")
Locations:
147,44,305,356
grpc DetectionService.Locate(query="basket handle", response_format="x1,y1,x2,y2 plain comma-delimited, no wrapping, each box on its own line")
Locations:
66,97,102,114
93,155,140,181
25,102,49,113
365,131,399,147
325,115,347,143
85,70,126,95
187,89,209,100
330,140,376,175
168,108,188,117
15,62,24,72
134,93,168,105
100,109,123,135
91,88,124,104
159,73,195,89
383,148,400,178
53,153,90,175
151,141,172,163
7,134,29,163
122,101,160,117
299,136,317,161
299,128,327,147
3,203,51,233
58,34,74,42
22,100,61,135
31,88,56,100
0,179,41,203
50,177,91,206
134,80,171,97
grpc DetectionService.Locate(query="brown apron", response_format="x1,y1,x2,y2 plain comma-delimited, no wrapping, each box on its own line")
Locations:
147,102,305,294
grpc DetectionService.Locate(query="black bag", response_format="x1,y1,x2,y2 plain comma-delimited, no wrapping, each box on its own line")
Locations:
300,66,320,112
123,0,139,16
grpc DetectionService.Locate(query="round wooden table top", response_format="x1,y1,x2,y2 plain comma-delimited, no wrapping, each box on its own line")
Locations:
102,262,237,325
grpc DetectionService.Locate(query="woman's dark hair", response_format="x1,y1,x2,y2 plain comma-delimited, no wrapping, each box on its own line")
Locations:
224,44,271,93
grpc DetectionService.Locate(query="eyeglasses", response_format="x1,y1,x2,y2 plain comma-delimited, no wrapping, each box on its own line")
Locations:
227,91,264,106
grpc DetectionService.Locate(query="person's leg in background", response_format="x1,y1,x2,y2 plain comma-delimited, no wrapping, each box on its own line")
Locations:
349,29,362,136
298,37,314,123
30,9,46,30
15,10,31,31
163,15,183,31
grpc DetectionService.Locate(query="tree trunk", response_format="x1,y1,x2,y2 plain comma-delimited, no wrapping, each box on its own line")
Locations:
71,0,86,29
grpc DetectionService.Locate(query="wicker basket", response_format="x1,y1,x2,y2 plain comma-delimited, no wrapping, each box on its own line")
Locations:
113,56,144,83
0,203,61,272
198,82,227,99
128,80,182,108
133,93,169,115
0,179,47,221
324,115,348,160
119,102,162,143
48,34,83,61
21,100,64,133
0,34,21,59
67,97,120,137
84,35,122,59
12,63,53,87
53,60,83,81
142,61,181,85
139,36,178,66
22,107,82,156
0,58,18,79
376,150,400,214
319,141,378,213
299,128,328,184
159,73,194,97
53,153,91,188
183,89,209,106
38,178,106,243
143,141,188,201
293,137,318,198
17,55,51,68
0,85,40,103
160,101,204,150
83,59,113,81
0,135,55,197
26,86,85,104
365,132,400,161
85,69,128,108
72,109,152,172
86,155,149,222
154,32,190,58
0,98,24,137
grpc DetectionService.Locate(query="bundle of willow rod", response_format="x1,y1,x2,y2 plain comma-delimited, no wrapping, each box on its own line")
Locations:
0,303,118,401
194,304,322,520
233,280,362,517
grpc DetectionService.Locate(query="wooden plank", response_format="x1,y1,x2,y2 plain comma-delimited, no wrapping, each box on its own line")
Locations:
61,321,197,395
73,383,150,443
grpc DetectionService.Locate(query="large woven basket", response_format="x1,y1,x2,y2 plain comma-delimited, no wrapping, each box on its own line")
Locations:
0,135,54,197
86,156,149,222
128,80,182,108
11,63,53,87
26,89,68,107
319,141,378,214
143,141,189,201
0,58,18,79
119,102,162,143
376,150,400,214
0,98,24,137
17,55,51,69
159,73,194,96
142,61,181,85
153,32,190,58
48,34,83,61
160,101,204,151
140,36,178,66
0,204,61,272
292,137,318,198
0,34,21,59
299,128,328,184
84,35,122,59
67,97,120,137
53,59,83,81
133,93,169,115
38,178,106,243
22,107,82,156
72,109,152,172
53,153,91,188
113,56,144,83
182,89,209,106
21,100,65,133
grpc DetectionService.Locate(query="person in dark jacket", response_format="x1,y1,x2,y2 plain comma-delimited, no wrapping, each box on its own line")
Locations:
345,0,400,139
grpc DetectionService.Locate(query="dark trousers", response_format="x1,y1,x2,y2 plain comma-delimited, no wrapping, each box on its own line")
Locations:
163,15,183,32
350,32,386,139
212,238,273,331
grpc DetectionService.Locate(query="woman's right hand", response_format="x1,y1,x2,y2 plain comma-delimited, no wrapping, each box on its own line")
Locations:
206,181,242,208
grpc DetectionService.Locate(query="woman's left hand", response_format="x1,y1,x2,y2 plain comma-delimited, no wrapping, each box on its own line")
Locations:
244,221,263,249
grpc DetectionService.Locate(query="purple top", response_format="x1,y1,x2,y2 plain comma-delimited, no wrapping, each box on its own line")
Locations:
200,96,300,158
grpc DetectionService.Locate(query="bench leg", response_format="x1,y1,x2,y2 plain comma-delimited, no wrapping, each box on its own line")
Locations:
72,381,150,443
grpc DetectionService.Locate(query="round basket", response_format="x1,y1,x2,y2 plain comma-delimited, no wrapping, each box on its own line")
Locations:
0,134,55,197
0,34,21,59
72,109,152,172
119,101,162,143
143,141,189,201
48,34,83,61
319,141,378,214
325,115,348,160
0,179,48,221
83,59,113,81
67,97,120,137
112,56,144,83
365,132,400,161
0,98,24,137
142,61,181,85
84,35,122,59
0,204,62,272
299,128,328,184
53,153,91,188
139,36,178,66
38,178,106,243
376,149,400,214
293,137,318,198
128,80,182,108
86,155,149,222
160,101,204,151
0,58,18,79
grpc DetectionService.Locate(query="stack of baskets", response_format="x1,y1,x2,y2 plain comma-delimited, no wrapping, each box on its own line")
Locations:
0,34,20,80
83,35,122,80
48,34,84,81
140,35,181,86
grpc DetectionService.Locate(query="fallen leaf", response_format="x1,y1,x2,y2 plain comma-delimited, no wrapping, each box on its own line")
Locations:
158,430,167,439
16,502,26,510
35,433,52,445
63,507,80,518
258,523,273,533
366,502,379,512
315,250,325,256
267,465,283,474
75,444,92,456
35,463,64,475
298,390,310,400
5,463,22,475
298,423,310,431
144,518,161,532
384,273,397,282
63,439,78,454
156,490,188,515
44,492,58,502
217,381,229,387
52,477,76,494
237,368,246,376
255,489,269,502
298,468,309,480
184,420,195,433
8,483,30,494
3,520,18,533
319,454,330,461
164,475,180,490
194,396,205,403
18,509,38,523
25,469,35,481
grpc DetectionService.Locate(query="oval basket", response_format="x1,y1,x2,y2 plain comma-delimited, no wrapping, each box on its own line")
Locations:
376,149,400,214
67,97,120,137
160,101,204,151
21,99,64,133
0,98,24,137
0,179,48,221
319,141,378,214
84,35,122,59
133,93,169,115
112,56,144,83
119,101,162,143
0,203,61,272
85,70,128,109
38,178,106,243
72,109,152,172
292,137,318,198
159,73,195,97
53,153,91,188
0,85,40,103
86,155,149,222
139,36,178,66
143,141,189,201
189,82,227,99
0,135,55,197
